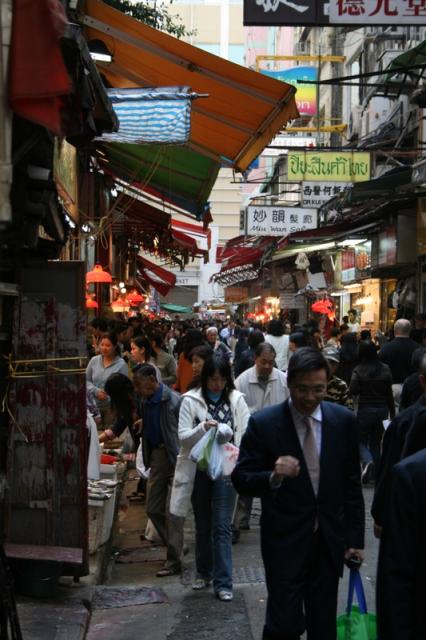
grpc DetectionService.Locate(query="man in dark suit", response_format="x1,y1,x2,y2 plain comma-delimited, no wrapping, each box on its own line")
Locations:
376,448,426,639
232,348,365,640
372,354,426,535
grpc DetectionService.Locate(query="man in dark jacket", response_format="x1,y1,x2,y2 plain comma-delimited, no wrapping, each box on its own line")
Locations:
133,364,183,577
232,348,364,640
372,355,426,534
377,448,426,639
379,318,419,412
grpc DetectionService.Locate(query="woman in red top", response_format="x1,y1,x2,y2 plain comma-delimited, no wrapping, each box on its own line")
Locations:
176,329,205,393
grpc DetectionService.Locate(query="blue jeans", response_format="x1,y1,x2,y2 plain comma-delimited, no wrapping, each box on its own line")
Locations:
357,405,388,465
191,469,236,592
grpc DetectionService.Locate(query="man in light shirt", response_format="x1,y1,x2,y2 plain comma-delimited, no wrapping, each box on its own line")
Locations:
232,348,364,640
234,343,289,530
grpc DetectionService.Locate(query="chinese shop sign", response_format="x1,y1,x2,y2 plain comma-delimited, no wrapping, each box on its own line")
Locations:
288,152,371,183
302,182,351,208
329,0,426,24
244,0,328,25
246,206,318,237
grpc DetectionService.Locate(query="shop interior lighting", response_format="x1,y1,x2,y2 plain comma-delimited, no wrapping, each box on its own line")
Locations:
88,39,113,63
338,239,368,247
344,283,363,290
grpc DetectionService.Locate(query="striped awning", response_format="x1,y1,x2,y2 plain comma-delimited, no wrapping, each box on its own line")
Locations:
99,87,194,144
137,255,176,297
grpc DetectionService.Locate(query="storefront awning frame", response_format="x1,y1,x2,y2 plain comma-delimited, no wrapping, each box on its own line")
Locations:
81,0,299,172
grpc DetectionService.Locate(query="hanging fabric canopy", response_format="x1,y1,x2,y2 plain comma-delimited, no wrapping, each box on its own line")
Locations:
9,0,72,135
212,236,275,286
160,303,192,314
99,144,219,219
137,255,176,297
110,194,208,260
81,0,299,172
99,87,194,144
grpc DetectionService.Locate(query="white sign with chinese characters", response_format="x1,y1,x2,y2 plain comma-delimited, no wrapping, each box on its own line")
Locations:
329,0,426,24
246,206,318,237
302,182,351,208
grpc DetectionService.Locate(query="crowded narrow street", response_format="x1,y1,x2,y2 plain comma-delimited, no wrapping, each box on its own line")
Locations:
3,0,426,639
85,480,377,640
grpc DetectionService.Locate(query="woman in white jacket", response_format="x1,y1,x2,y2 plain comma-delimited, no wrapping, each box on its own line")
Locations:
265,319,290,371
170,356,250,602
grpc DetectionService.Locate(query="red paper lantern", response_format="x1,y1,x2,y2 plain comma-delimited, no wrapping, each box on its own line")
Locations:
86,296,98,309
86,264,112,284
127,289,144,305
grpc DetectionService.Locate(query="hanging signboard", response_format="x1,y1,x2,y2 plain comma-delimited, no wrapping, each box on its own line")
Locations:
302,181,351,208
355,241,372,279
246,205,317,236
341,249,356,283
262,67,318,116
329,0,426,25
288,151,371,183
243,0,329,25
263,135,316,157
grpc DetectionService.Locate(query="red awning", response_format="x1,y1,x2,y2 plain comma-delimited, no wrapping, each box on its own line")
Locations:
9,0,72,135
170,228,198,253
111,195,206,259
137,256,176,297
212,236,275,286
171,219,211,253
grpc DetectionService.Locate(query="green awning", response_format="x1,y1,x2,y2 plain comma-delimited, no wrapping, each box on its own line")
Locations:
160,303,192,314
347,167,412,205
385,39,426,81
99,142,220,219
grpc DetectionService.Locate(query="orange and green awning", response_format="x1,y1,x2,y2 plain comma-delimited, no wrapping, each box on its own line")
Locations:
81,0,299,172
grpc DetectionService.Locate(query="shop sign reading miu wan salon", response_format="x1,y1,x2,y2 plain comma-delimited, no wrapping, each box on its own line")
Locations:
288,152,371,183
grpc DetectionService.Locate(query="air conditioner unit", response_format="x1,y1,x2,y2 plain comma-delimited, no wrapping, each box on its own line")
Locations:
348,106,363,140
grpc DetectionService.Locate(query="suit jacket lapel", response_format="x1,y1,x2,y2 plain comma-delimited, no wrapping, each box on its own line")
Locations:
318,402,336,496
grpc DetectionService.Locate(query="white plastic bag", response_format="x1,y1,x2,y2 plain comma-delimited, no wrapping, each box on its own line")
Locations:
190,429,214,464
207,437,225,481
222,443,239,477
136,443,150,479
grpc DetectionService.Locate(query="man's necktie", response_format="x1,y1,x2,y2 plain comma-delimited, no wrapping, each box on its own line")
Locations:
303,416,320,495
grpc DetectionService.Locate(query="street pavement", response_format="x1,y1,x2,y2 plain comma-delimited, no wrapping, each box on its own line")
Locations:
84,478,378,640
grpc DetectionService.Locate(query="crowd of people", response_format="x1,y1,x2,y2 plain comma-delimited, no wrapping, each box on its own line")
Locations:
85,310,426,639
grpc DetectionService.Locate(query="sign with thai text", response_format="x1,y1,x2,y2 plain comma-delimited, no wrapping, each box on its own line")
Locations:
302,182,350,208
243,0,329,25
329,0,426,24
288,152,371,183
246,205,317,236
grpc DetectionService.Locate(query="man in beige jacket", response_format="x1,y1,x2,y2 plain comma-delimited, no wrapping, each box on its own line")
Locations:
234,342,289,529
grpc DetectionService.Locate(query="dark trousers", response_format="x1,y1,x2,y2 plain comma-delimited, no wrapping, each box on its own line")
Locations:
146,446,184,570
262,531,339,640
357,405,388,465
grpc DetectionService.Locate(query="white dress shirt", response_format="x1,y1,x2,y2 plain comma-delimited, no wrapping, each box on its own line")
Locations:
289,399,322,454
269,399,323,489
